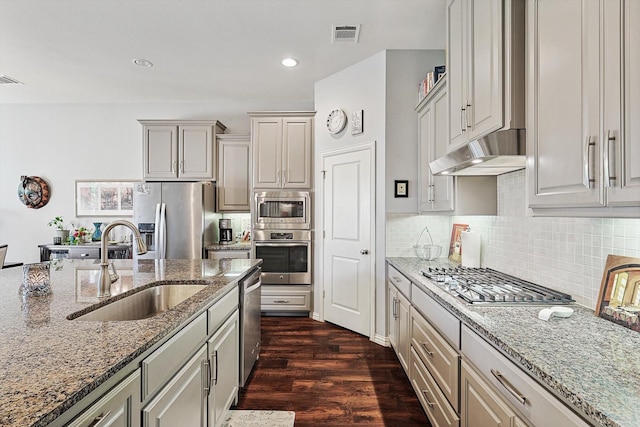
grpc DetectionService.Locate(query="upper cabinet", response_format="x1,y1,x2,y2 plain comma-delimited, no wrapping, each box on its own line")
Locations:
249,112,314,189
446,0,525,152
140,120,226,181
217,134,250,212
527,0,640,216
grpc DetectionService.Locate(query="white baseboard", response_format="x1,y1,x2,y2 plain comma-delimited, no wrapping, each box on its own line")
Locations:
311,311,322,321
374,334,390,347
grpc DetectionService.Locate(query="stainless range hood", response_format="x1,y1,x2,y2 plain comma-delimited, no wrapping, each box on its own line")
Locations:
429,129,526,176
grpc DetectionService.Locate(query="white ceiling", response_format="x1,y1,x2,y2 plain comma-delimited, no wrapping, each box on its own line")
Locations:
0,0,446,104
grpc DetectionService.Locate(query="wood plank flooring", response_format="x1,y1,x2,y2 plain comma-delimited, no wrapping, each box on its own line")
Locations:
234,317,432,426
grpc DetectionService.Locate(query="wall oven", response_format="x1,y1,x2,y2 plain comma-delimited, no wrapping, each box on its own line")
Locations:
253,191,310,229
252,230,311,285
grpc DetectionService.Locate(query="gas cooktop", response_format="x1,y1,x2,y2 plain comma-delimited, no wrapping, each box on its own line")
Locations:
421,267,574,305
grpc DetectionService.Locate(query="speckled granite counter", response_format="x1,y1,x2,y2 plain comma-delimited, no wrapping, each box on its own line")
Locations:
0,257,261,427
387,257,640,427
206,242,251,251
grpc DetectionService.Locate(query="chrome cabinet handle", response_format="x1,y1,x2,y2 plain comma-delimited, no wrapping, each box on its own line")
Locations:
172,160,177,173
466,101,472,129
179,160,184,174
420,342,434,357
392,296,397,319
395,299,400,320
604,130,616,188
583,136,596,189
273,300,290,303
276,169,281,185
90,410,112,427
420,389,435,408
460,106,466,133
491,369,527,405
204,360,212,396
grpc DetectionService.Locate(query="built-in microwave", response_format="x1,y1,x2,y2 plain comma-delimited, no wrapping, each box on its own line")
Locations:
253,191,311,229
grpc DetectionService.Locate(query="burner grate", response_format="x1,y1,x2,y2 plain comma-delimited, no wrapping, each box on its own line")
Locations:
421,267,574,305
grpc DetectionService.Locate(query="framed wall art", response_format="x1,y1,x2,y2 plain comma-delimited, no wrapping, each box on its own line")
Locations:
394,180,408,198
595,255,640,333
75,180,136,217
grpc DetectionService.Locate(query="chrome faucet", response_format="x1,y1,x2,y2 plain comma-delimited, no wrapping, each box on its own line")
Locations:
98,220,147,298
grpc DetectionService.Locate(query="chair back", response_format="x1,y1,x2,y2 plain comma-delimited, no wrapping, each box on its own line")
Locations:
0,245,7,268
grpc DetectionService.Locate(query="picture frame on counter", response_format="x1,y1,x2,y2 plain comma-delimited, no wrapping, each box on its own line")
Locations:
75,180,136,217
595,255,640,333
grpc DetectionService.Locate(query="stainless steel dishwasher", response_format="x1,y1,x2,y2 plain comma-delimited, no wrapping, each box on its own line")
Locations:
240,267,261,387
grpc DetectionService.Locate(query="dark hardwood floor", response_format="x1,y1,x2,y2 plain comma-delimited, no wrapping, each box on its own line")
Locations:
234,317,432,426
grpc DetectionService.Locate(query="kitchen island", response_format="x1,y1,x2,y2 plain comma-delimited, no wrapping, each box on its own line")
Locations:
387,257,640,427
0,257,261,427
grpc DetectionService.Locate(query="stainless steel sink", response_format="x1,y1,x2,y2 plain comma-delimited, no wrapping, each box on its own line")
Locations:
69,284,207,321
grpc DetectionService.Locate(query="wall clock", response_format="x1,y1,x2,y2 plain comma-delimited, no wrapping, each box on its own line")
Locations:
326,108,347,134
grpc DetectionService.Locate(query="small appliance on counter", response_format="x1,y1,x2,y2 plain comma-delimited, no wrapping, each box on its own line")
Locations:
219,219,233,245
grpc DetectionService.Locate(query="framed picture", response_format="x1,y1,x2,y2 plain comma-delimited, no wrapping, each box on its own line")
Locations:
394,180,408,198
595,255,640,333
75,180,136,217
351,109,364,135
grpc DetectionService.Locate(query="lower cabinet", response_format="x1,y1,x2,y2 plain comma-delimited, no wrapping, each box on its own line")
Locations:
261,284,311,313
142,346,208,427
68,369,141,427
389,284,410,372
208,311,240,426
460,360,526,427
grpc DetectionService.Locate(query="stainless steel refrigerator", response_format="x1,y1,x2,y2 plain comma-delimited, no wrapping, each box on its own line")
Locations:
133,182,216,259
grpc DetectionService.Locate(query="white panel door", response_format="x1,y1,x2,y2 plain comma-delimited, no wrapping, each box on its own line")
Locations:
322,145,374,337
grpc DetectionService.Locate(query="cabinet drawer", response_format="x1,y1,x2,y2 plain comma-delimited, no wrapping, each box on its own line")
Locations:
208,286,239,335
142,312,207,402
68,247,100,259
261,285,310,311
411,307,459,411
461,325,591,427
412,284,460,348
387,265,411,298
410,348,459,427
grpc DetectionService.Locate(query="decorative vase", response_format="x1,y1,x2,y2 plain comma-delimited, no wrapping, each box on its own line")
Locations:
54,229,69,245
92,222,102,241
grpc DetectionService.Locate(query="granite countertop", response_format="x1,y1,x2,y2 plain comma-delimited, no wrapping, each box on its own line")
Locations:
206,242,251,251
0,257,261,427
387,257,640,427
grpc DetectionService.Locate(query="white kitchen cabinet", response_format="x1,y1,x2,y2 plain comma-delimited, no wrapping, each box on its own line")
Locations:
527,0,640,216
217,134,250,212
387,266,410,373
68,370,141,427
417,77,454,212
207,311,239,427
249,112,314,189
446,0,525,151
140,120,226,181
261,284,311,313
460,360,526,427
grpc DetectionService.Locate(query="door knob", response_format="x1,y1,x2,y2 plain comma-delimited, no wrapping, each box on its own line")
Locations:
360,249,369,255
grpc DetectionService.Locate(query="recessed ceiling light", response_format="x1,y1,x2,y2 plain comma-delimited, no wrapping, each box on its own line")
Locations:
281,58,298,68
133,58,153,68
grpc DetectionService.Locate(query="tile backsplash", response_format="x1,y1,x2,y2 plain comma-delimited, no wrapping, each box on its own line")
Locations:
386,170,640,309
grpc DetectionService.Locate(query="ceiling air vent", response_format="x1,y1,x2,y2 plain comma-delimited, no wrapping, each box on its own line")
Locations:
0,75,24,85
332,25,360,43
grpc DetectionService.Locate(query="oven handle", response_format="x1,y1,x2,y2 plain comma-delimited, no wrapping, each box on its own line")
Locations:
254,242,310,247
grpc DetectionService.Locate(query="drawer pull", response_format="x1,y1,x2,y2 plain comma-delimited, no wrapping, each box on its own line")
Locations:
491,369,527,405
420,342,434,357
203,360,212,396
392,276,401,283
90,410,112,427
420,389,435,408
273,300,290,304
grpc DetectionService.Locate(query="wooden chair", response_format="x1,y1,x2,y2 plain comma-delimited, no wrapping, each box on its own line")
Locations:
0,245,7,269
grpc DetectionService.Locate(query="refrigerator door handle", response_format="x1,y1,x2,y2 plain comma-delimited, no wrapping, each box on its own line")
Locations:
159,203,167,259
153,203,161,259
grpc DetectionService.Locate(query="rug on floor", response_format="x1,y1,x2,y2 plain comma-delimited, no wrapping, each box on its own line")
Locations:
222,410,295,427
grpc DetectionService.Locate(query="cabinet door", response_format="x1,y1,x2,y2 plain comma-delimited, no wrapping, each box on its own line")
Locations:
460,360,519,427
143,345,207,427
217,136,250,211
419,81,455,213
282,117,312,188
179,125,215,179
68,370,141,427
144,125,178,179
397,290,411,373
388,284,398,350
252,118,282,188
446,0,467,151
527,0,603,208
608,0,640,205
208,312,239,427
467,0,503,140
